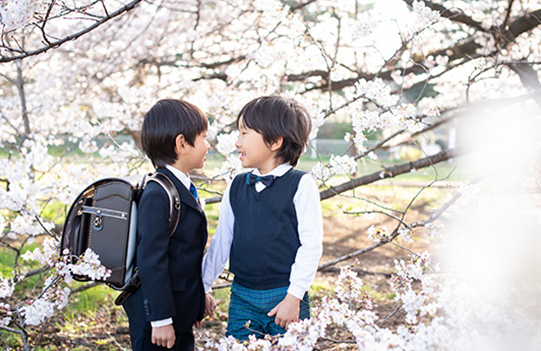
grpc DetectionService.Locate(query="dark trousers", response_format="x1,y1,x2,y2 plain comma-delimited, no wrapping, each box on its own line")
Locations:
127,321,194,351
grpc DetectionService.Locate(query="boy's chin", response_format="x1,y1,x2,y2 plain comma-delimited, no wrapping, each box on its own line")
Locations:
240,160,252,169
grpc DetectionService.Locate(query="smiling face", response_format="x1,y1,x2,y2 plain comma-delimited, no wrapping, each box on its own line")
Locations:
235,117,281,175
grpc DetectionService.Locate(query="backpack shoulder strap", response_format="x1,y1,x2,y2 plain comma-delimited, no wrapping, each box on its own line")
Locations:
145,172,181,237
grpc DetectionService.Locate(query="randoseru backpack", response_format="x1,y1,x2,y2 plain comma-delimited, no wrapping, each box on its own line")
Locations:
60,173,181,305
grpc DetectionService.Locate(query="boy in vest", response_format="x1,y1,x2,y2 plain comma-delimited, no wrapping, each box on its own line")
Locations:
123,99,213,350
202,96,323,340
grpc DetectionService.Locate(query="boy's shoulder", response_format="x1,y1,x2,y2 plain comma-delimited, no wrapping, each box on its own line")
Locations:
288,168,307,177
138,173,178,208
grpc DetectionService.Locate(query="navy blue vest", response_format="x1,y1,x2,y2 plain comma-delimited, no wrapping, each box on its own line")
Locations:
229,168,305,290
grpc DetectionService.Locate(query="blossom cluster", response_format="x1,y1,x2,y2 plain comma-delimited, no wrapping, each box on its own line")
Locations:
391,252,440,325
8,241,112,327
216,131,240,156
411,0,441,30
199,255,447,351
21,286,71,326
367,225,387,243
308,155,358,183
0,0,49,31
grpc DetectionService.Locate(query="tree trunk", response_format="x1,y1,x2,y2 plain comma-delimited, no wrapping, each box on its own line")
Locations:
15,60,30,137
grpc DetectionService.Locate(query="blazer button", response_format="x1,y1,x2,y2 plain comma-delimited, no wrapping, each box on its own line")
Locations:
143,298,151,315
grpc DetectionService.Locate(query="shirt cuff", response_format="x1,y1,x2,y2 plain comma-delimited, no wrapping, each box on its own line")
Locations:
287,284,306,300
150,318,173,328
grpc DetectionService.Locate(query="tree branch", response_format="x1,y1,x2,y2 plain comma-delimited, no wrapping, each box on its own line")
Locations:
402,0,489,32
318,174,464,271
203,148,461,205
319,148,461,201
0,0,143,63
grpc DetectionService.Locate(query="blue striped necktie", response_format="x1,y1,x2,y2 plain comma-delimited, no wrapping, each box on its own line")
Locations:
189,183,198,200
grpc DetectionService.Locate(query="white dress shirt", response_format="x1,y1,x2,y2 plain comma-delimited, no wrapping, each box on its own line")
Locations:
150,165,195,327
202,163,323,300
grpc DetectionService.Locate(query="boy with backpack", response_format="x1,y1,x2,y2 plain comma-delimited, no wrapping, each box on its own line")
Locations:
122,99,213,350
202,96,324,340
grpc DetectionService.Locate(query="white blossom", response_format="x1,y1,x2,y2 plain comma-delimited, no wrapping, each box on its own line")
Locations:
367,225,386,243
0,0,48,31
98,142,140,163
216,131,239,156
412,0,441,29
214,154,245,183
0,277,14,299
399,227,414,243
309,162,331,181
329,155,357,175
78,135,98,154
21,297,55,326
68,248,112,281
21,237,58,266
0,302,11,326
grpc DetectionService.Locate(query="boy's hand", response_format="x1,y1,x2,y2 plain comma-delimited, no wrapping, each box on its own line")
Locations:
267,293,301,329
205,293,216,318
151,324,175,349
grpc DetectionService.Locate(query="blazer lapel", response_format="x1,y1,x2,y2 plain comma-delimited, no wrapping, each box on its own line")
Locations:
157,168,204,215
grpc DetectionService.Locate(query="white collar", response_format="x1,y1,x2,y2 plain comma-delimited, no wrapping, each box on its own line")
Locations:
251,163,292,178
165,164,192,191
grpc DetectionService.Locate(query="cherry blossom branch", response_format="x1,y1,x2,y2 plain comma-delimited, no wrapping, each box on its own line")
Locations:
319,148,460,200
0,110,23,137
402,0,489,32
342,208,404,223
291,7,541,94
502,0,516,32
318,241,385,271
203,148,461,205
378,301,402,327
318,174,465,272
0,325,29,351
409,185,466,228
0,0,143,63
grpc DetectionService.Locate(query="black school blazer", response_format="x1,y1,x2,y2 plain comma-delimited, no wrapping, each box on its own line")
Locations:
123,167,208,332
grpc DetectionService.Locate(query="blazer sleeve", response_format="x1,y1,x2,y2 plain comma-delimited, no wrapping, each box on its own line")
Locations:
136,182,176,322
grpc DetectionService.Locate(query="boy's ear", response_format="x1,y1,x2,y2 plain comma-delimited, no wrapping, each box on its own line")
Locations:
269,137,283,152
175,134,187,155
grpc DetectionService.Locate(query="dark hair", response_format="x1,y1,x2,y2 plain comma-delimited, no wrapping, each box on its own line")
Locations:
237,96,312,166
141,99,208,168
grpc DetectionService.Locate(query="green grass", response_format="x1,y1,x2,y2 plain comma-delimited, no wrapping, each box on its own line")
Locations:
364,284,396,302
0,244,42,278
67,283,116,314
212,286,232,316
0,330,23,349
0,247,15,277
40,200,69,225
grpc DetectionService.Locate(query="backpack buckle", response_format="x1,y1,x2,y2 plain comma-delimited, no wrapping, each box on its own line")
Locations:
93,216,103,230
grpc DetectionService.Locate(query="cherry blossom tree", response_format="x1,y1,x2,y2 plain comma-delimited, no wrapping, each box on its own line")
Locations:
1,0,540,349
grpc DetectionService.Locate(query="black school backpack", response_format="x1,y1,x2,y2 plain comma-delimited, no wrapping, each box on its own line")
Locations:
60,172,181,305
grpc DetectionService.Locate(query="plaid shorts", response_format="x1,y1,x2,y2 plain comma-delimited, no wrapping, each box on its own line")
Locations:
226,281,310,340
